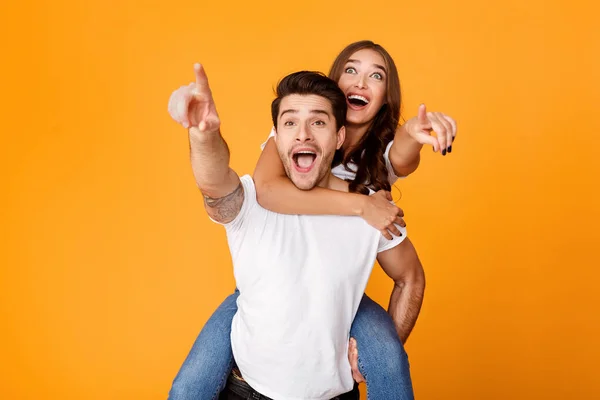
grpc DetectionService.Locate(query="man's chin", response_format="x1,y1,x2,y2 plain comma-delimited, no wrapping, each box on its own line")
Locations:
289,174,317,191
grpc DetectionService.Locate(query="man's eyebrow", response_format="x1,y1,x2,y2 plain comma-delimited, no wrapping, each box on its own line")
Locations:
311,109,331,117
280,109,298,117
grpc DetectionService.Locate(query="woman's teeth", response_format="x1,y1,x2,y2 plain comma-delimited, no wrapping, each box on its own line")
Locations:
348,95,369,106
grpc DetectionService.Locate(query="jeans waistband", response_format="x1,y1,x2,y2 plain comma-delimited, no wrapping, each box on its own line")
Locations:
225,371,272,400
225,369,359,400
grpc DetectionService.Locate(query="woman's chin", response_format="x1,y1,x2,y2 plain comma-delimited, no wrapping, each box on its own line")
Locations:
346,109,376,127
346,115,372,127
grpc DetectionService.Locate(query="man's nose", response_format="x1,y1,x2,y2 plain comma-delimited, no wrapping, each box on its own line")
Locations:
296,123,314,142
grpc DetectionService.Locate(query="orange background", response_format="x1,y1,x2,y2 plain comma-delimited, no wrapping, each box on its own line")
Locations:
2,0,599,399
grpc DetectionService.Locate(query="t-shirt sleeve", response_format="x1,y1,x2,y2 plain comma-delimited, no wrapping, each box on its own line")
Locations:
383,140,405,185
208,174,257,234
377,224,408,253
365,188,407,252
260,126,276,151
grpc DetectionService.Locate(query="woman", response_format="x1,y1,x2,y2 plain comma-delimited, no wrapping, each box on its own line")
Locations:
168,40,457,400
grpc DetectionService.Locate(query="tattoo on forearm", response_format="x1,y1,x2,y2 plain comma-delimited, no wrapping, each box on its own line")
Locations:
203,183,244,223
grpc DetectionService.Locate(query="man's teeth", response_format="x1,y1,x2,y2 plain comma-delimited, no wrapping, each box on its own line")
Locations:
348,95,369,104
295,151,316,168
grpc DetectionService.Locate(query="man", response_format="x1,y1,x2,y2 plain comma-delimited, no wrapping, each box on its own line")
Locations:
168,64,420,399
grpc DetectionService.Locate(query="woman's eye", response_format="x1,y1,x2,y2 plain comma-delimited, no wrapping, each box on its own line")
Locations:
344,67,357,74
371,72,383,80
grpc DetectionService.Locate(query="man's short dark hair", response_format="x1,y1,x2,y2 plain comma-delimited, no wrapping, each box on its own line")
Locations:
271,71,347,131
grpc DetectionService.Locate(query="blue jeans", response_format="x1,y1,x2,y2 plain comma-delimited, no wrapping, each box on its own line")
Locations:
168,291,413,400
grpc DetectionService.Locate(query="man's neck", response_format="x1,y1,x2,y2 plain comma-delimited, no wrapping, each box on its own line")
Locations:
317,172,349,193
342,122,371,157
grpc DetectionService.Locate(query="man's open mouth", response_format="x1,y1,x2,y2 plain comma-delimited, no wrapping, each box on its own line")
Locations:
292,150,317,172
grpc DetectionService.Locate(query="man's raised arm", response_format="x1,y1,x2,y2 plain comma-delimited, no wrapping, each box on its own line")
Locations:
168,63,242,224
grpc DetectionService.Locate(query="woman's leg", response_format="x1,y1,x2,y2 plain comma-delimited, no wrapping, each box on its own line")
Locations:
349,294,414,400
168,290,239,400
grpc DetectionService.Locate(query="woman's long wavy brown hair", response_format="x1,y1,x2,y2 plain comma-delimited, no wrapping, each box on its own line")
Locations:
328,40,402,194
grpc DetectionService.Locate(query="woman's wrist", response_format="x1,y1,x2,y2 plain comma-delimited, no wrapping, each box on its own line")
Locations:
351,193,368,217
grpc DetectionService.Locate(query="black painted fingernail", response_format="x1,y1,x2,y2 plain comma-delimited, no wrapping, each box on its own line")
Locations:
448,146,452,153
452,136,455,143
442,149,447,156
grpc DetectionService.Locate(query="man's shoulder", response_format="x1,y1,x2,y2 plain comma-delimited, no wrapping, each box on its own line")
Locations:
238,174,254,186
214,174,258,229
237,174,259,204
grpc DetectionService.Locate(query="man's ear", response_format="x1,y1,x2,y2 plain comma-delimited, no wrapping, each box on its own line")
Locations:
336,126,346,150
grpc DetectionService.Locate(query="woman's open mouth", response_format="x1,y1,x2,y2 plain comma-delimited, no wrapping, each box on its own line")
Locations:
347,93,370,111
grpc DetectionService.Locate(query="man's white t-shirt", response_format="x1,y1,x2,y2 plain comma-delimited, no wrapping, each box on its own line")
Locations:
216,175,407,400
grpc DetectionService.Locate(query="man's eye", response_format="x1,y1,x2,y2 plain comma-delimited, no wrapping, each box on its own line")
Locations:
284,121,294,126
314,120,325,126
